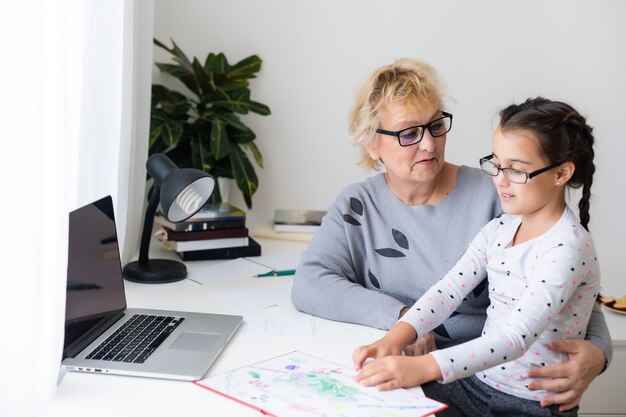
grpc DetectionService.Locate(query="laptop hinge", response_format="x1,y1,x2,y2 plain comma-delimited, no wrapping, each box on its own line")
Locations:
63,310,126,359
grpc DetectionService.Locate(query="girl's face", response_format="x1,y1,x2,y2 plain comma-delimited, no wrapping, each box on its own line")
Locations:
491,127,564,218
367,101,447,187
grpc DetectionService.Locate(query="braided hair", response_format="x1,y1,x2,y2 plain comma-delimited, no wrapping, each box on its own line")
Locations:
499,97,596,231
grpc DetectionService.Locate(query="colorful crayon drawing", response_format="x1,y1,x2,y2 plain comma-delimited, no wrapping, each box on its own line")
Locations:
195,351,447,417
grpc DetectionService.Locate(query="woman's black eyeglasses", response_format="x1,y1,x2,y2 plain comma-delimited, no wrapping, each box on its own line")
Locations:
376,111,453,147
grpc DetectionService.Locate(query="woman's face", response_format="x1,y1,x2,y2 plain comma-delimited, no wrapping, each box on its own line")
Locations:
368,101,447,186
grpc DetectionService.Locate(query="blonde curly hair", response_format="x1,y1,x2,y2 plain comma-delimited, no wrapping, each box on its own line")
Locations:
348,59,447,170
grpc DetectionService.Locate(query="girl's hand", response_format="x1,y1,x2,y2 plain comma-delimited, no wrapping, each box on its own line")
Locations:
352,337,403,371
354,354,441,390
353,322,418,370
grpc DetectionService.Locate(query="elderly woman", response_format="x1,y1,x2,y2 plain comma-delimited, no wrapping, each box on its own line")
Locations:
291,58,611,412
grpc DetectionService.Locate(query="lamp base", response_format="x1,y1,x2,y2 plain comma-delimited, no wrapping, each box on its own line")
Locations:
123,259,187,284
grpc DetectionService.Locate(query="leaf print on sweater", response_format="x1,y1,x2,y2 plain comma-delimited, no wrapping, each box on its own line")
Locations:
375,248,405,258
350,197,364,215
342,214,361,226
392,229,409,249
368,270,381,289
343,197,364,226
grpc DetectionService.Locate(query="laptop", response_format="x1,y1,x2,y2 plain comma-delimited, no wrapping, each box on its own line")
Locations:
61,196,242,380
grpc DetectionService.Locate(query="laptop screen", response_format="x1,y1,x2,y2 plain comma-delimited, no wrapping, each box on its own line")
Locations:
63,196,127,358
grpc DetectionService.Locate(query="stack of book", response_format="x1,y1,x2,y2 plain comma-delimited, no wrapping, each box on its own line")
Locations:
273,209,326,233
250,209,327,243
155,202,261,261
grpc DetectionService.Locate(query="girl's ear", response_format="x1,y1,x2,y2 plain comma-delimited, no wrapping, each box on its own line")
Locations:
555,161,575,185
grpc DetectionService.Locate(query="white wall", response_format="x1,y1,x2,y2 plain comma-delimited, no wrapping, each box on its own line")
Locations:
153,0,626,294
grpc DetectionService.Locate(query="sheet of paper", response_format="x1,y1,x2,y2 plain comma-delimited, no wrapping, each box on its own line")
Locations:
212,286,292,311
195,351,447,417
244,251,303,271
243,313,315,337
187,258,273,286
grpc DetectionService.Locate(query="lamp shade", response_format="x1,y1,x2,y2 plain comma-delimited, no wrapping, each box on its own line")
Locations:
146,154,215,222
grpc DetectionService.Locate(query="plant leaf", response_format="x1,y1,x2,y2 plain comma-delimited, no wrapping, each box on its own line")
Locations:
204,52,230,75
230,128,256,144
191,133,213,172
229,144,258,208
212,89,251,114
149,124,163,150
247,100,271,116
228,55,262,79
242,141,263,168
211,91,272,116
149,114,183,152
211,112,248,132
217,79,250,92
192,57,213,101
152,85,189,118
154,38,193,72
155,63,198,96
210,158,235,178
209,117,230,160
160,119,183,150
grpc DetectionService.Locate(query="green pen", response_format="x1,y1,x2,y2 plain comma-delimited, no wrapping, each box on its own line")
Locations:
254,269,296,278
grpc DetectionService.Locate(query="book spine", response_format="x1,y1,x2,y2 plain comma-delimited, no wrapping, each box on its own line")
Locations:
164,227,249,241
183,218,246,231
177,238,261,261
156,216,246,232
273,224,320,233
170,237,249,252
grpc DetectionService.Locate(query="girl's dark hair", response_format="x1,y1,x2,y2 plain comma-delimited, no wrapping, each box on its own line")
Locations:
499,97,595,231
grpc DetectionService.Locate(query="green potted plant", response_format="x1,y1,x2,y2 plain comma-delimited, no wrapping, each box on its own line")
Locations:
149,39,271,208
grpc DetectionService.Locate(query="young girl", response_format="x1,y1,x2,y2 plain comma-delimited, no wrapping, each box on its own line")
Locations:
353,97,600,417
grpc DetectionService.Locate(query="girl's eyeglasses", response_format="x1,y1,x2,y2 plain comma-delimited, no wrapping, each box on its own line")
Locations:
479,154,561,184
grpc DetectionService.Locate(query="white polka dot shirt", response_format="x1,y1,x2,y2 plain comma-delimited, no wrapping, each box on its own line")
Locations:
400,207,600,401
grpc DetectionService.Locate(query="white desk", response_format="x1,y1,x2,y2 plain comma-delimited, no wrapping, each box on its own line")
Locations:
42,239,395,417
42,238,626,416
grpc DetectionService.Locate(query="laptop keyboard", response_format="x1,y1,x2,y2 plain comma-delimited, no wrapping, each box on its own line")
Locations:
85,314,185,364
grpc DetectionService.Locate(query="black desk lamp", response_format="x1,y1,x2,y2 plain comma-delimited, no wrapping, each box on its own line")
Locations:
123,153,215,283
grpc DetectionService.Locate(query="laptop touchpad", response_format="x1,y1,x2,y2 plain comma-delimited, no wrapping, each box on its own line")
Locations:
170,332,221,351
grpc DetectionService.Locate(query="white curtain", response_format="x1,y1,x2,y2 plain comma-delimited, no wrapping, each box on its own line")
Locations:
0,1,152,415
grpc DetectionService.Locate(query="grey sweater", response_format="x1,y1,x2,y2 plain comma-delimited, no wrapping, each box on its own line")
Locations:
292,167,612,360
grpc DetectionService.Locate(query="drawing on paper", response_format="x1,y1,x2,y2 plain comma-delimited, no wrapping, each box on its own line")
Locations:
196,351,447,417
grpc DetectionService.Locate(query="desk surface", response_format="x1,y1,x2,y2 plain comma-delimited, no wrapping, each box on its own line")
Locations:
43,239,394,417
43,238,626,416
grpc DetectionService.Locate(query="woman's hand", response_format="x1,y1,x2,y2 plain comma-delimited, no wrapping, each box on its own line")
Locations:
528,339,605,411
403,332,437,356
354,354,441,391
